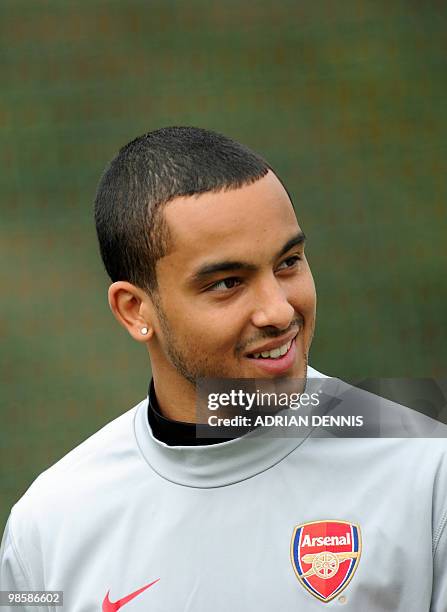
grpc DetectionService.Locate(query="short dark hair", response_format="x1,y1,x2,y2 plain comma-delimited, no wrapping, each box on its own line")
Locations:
94,126,272,292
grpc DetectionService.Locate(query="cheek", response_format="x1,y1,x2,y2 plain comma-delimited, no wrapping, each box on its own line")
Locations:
165,304,245,352
197,311,247,353
304,278,317,314
289,273,316,316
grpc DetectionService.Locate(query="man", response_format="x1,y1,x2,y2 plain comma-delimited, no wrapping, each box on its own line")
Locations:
1,127,446,610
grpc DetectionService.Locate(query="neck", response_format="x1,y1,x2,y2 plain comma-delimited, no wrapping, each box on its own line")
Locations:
150,361,198,423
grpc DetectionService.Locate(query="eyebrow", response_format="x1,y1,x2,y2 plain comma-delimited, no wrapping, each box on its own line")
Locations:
189,231,306,284
277,231,306,259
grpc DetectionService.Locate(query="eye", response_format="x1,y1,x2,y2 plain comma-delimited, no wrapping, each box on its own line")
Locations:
277,255,302,271
207,277,242,292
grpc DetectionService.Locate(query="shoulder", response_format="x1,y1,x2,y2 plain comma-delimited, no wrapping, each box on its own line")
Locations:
9,398,148,528
2,399,151,586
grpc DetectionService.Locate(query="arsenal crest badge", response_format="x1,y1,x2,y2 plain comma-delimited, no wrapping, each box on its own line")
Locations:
291,520,362,602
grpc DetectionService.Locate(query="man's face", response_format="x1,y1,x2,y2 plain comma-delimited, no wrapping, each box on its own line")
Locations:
149,170,316,384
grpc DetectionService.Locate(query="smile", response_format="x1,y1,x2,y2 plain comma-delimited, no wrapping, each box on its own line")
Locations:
246,328,299,359
245,330,300,375
251,339,293,360
247,332,299,376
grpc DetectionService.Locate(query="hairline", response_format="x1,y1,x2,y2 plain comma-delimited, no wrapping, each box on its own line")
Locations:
149,168,295,294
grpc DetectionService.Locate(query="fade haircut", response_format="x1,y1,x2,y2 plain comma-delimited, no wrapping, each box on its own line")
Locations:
94,126,272,293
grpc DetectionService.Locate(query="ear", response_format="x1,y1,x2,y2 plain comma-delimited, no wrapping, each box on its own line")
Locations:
108,281,155,342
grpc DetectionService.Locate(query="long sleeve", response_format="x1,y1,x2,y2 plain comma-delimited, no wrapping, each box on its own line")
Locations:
0,515,47,612
0,516,30,588
431,511,447,612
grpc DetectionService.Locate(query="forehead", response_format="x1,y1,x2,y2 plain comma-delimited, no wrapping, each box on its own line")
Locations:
162,171,301,265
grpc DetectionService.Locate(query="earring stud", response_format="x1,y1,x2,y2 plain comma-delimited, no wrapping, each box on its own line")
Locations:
141,327,148,336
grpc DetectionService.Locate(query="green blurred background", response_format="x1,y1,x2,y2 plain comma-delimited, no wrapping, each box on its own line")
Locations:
1,0,446,527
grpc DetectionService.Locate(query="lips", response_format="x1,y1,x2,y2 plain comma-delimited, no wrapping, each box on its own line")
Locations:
245,329,299,358
251,337,293,359
246,334,299,375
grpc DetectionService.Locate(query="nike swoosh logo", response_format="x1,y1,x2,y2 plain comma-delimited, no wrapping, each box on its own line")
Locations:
102,579,160,612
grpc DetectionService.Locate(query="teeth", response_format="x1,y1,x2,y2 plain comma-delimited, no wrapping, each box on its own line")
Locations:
252,339,293,360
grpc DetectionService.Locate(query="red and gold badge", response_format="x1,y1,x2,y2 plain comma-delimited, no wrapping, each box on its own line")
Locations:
291,520,362,602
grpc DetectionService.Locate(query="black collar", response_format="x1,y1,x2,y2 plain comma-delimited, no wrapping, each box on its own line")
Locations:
147,380,229,446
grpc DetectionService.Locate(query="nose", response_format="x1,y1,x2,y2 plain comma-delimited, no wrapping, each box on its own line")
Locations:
250,275,295,330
